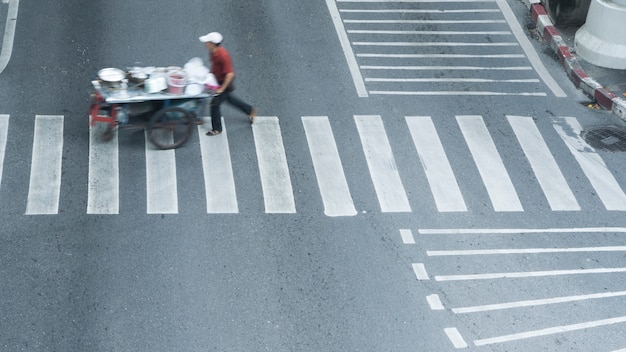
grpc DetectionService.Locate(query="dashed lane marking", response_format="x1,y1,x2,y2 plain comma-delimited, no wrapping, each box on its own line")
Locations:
444,327,468,349
399,229,415,244
412,263,429,280
427,294,445,310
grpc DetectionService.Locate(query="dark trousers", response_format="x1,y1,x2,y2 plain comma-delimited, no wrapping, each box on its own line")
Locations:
210,91,253,132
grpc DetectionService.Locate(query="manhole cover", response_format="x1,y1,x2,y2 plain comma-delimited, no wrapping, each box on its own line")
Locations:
582,126,626,152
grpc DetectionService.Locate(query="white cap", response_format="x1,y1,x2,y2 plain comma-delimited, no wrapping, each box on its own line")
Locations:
199,32,223,44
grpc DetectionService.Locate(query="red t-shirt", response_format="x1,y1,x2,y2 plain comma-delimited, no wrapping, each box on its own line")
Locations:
210,46,234,84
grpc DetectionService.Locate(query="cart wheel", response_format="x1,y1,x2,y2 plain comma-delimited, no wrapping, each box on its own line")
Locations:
148,106,194,149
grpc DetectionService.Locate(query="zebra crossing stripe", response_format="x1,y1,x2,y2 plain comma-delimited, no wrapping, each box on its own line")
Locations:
252,116,296,213
26,115,63,215
507,115,580,211
145,130,178,214
198,120,238,213
302,116,357,217
457,115,523,212
354,115,411,212
406,116,467,212
0,115,8,190
553,117,626,210
87,125,119,214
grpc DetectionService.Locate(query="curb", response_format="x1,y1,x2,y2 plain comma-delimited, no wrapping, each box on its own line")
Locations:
523,0,626,121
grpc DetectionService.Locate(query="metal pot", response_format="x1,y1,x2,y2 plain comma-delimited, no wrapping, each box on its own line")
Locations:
98,68,126,88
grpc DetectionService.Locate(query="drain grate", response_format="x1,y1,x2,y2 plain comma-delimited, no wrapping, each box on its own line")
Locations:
582,126,626,152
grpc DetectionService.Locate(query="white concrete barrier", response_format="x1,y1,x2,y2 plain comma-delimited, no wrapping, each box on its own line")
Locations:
575,0,626,69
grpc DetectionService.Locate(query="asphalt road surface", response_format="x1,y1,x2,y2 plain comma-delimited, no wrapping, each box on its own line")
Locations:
2,0,626,351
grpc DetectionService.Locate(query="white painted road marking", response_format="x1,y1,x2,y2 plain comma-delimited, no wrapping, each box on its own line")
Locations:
7,112,626,216
145,130,178,214
508,115,580,211
412,263,429,280
341,9,501,14
367,78,539,83
399,229,415,244
348,29,512,35
427,294,445,310
0,115,8,190
418,227,626,235
0,0,19,74
452,290,626,314
361,65,532,71
26,115,63,215
553,116,626,210
252,116,296,213
354,41,516,47
457,115,523,211
369,90,546,96
325,0,368,97
474,315,626,346
354,115,410,212
406,116,466,212
444,327,468,349
338,0,496,2
302,116,356,217
87,124,119,214
345,19,506,24
330,0,558,97
495,0,567,97
198,120,238,213
428,246,626,256
357,53,525,59
435,267,626,281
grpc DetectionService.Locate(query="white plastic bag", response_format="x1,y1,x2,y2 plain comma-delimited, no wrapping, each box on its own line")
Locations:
184,57,210,83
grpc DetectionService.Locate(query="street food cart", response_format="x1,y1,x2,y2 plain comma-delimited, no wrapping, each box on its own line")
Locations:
89,64,215,149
